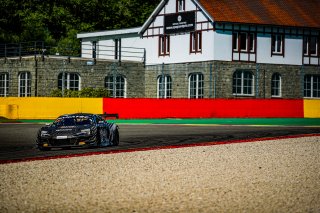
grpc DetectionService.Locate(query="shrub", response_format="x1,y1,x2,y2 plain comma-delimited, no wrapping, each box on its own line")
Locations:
50,88,110,98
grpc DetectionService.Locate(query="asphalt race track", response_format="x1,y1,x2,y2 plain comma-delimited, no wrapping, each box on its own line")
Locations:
0,123,320,162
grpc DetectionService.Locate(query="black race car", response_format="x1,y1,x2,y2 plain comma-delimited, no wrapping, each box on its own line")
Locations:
36,113,119,151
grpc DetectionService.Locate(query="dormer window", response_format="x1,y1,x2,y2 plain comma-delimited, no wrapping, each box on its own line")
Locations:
176,0,185,12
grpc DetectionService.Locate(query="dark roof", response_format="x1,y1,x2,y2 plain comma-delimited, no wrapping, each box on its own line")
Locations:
198,0,320,28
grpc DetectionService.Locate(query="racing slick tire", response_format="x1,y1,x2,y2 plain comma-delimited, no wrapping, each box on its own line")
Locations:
36,139,51,151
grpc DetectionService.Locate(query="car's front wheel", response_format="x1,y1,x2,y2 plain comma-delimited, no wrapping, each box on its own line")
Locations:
36,138,51,151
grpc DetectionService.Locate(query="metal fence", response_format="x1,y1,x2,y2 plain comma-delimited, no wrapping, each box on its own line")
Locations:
81,43,146,64
0,41,146,65
0,41,80,58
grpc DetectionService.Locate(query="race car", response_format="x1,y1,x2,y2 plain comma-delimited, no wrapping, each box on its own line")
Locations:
36,113,119,151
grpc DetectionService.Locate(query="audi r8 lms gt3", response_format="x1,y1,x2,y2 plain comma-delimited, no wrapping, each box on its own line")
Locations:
36,113,119,151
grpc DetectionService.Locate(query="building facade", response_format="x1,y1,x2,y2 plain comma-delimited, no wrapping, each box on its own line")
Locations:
76,0,320,99
1,0,320,99
0,56,145,98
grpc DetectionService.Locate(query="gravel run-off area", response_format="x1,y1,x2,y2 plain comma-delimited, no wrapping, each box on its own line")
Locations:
1,136,320,212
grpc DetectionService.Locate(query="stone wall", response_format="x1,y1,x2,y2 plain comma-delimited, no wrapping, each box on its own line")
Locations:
0,56,319,98
0,56,145,98
145,61,319,99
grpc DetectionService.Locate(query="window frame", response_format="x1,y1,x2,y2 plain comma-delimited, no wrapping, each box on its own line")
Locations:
303,36,319,57
18,72,32,97
232,32,256,53
157,75,172,99
105,75,127,98
190,31,202,54
271,73,282,98
232,70,254,96
0,72,9,97
304,75,320,98
188,73,204,99
92,41,97,59
159,35,170,56
176,0,185,12
271,34,284,56
58,73,81,91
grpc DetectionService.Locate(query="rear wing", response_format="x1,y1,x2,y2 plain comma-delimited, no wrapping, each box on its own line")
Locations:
100,112,119,119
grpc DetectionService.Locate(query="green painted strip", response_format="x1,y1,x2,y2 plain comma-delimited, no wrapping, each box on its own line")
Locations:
1,118,319,126
114,118,320,126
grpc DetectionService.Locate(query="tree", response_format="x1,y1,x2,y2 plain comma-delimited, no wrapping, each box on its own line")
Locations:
0,0,159,48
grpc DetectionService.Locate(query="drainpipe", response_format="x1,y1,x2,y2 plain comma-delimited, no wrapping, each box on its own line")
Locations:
300,65,304,98
214,63,217,98
62,60,66,97
119,39,122,66
112,62,116,98
161,63,165,98
263,69,266,99
256,63,260,98
209,63,213,98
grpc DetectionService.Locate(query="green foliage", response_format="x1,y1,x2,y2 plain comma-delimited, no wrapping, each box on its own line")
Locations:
50,88,110,98
50,88,63,97
0,0,159,47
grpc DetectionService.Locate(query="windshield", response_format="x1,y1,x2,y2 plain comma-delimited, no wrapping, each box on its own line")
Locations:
54,116,93,126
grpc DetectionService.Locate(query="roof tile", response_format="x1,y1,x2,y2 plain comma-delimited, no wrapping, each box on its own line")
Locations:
198,0,320,28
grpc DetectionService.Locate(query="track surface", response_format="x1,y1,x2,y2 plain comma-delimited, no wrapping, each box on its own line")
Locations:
0,123,320,162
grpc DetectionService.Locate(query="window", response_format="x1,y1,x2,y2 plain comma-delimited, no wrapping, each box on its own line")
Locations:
114,39,119,60
159,35,170,56
304,75,320,98
105,75,126,98
189,73,204,99
190,31,202,53
0,73,9,97
58,73,81,91
19,72,31,97
271,73,281,97
92,41,97,58
232,32,255,52
271,34,284,55
176,0,185,12
233,70,254,96
157,75,172,98
303,36,318,56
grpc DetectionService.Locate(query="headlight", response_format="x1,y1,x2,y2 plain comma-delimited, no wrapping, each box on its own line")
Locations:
41,131,49,137
81,129,91,135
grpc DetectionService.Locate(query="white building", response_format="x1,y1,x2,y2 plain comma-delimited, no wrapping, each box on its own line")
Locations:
77,0,320,99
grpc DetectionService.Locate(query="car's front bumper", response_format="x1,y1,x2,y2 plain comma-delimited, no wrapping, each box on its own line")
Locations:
38,135,96,148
